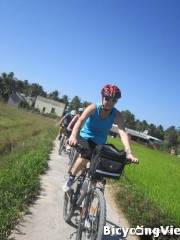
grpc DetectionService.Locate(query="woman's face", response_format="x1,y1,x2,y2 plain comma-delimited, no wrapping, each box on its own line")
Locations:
102,96,118,111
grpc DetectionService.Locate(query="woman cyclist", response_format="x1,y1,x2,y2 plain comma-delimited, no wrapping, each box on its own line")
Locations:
63,84,138,192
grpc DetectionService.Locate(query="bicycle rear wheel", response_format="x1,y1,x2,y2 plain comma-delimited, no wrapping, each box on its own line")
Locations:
59,135,66,155
76,188,106,240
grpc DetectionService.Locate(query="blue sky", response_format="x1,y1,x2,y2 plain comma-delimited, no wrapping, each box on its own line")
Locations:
0,0,179,129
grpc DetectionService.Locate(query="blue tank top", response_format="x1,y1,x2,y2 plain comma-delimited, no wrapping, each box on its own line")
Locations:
80,103,117,144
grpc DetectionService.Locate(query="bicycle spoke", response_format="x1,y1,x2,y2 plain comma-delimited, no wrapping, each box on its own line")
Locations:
76,189,106,240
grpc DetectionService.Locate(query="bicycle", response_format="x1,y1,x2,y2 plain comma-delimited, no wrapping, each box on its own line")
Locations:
63,143,134,240
59,127,71,155
68,146,79,170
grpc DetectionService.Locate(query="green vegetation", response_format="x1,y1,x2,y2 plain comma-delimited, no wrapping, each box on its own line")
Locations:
0,103,58,239
0,71,91,109
108,137,180,227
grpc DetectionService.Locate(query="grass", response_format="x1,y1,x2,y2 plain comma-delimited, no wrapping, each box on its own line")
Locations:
0,103,53,155
0,103,58,239
108,136,180,227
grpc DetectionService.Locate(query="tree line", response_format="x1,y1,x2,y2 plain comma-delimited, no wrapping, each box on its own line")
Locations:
121,110,180,153
0,72,179,153
0,72,91,108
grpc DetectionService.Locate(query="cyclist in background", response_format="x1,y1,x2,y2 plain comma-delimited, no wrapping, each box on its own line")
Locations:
65,108,84,152
67,108,84,132
58,110,76,139
63,84,138,192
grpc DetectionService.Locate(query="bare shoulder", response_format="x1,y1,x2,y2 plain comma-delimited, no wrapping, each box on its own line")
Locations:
86,103,96,111
115,110,123,119
114,110,125,130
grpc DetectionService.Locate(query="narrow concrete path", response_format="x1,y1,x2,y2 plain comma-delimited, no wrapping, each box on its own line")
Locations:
9,138,138,240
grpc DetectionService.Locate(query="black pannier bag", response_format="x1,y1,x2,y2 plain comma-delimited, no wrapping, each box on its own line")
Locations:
94,144,127,179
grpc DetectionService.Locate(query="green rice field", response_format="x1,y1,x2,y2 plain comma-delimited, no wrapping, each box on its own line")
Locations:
108,137,180,226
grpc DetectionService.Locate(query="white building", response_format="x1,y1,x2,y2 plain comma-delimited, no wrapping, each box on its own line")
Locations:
8,92,26,107
110,124,163,148
34,96,66,117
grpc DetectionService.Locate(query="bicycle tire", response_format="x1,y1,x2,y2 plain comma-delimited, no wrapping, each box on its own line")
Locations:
76,188,106,240
63,191,75,223
59,135,66,155
68,149,79,173
68,147,75,165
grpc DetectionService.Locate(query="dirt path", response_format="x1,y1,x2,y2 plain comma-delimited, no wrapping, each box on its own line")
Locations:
8,138,138,240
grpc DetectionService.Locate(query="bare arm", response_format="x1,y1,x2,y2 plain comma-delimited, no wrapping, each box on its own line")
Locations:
67,115,78,131
114,111,138,163
59,115,66,125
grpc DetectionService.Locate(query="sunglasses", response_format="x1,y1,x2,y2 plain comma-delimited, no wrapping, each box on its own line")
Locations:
104,96,118,103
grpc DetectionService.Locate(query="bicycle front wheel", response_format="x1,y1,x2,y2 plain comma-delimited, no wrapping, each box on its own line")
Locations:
76,188,106,240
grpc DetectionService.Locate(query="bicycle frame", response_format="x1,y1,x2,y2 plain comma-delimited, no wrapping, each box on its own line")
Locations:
69,146,107,209
63,143,129,237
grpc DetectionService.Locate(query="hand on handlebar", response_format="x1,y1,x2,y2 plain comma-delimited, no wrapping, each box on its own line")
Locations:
68,135,78,146
126,153,139,164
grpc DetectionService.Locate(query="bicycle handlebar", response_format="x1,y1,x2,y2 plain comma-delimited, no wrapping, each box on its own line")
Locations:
72,143,138,165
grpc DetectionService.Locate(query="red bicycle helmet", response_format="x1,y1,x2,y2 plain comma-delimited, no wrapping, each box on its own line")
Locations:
101,84,121,99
